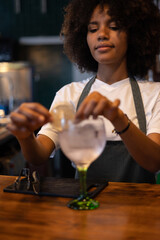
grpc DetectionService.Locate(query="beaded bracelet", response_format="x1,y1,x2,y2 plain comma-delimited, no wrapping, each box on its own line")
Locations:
112,114,131,135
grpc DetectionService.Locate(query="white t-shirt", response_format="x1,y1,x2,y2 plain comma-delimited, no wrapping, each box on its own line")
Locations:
38,77,160,149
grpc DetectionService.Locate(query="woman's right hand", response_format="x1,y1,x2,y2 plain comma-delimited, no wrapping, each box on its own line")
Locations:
7,102,53,140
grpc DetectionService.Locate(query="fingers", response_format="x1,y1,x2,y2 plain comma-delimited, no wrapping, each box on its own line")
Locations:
76,91,121,121
77,99,98,119
7,102,53,139
6,123,30,139
76,92,103,119
17,103,52,121
113,99,120,108
10,103,52,127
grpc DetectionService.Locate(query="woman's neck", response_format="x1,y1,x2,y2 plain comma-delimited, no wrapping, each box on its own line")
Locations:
97,63,128,85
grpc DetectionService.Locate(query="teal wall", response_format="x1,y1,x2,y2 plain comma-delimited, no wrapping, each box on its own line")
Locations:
18,44,72,109
0,0,72,109
0,0,70,39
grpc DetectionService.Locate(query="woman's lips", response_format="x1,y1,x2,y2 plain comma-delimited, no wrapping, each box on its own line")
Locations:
95,44,114,52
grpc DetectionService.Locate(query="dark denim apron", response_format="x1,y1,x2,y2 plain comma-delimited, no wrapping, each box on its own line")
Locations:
76,77,155,183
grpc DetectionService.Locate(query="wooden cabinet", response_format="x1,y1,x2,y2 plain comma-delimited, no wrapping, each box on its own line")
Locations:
0,0,69,39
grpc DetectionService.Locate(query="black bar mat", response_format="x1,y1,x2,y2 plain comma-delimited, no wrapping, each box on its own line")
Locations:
3,177,108,198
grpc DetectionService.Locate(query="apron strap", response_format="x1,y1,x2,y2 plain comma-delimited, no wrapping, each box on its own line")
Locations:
76,76,96,111
129,77,146,134
76,76,146,134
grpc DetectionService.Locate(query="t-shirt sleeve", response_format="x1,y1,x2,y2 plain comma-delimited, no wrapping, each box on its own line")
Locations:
147,91,160,135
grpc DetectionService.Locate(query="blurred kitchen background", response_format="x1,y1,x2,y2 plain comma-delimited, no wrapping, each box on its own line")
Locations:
0,0,92,177
0,0,160,177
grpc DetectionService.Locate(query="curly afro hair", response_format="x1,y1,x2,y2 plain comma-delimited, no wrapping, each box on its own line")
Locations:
61,0,160,78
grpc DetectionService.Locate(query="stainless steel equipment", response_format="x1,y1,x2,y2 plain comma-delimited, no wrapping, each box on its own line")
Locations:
0,62,33,114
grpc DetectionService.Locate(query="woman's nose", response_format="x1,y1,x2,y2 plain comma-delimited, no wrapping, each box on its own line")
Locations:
97,26,109,41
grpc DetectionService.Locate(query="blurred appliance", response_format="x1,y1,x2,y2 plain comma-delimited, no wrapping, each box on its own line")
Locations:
0,37,17,62
0,62,33,114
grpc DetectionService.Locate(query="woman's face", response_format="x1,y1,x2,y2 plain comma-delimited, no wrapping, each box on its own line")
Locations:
87,5,128,68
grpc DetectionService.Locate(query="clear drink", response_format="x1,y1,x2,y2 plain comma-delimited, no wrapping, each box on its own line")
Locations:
59,121,105,169
58,118,106,210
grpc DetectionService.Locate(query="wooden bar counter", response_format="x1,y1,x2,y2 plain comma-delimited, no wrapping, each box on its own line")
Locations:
0,175,160,240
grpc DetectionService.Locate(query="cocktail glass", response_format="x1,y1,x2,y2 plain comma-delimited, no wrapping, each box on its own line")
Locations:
59,118,106,210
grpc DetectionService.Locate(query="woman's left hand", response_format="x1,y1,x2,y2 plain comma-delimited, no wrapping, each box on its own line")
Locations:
75,91,121,123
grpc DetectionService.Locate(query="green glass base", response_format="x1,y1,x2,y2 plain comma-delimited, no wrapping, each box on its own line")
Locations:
67,196,99,210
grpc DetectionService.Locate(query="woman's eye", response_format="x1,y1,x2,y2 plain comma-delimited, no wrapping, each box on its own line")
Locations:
109,25,119,31
88,28,97,33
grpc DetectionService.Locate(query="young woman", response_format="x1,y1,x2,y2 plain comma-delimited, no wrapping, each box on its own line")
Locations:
7,0,160,183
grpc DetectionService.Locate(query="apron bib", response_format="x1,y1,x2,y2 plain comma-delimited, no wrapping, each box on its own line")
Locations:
76,76,155,183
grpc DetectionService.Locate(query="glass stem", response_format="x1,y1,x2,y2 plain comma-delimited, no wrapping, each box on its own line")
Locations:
78,169,87,198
